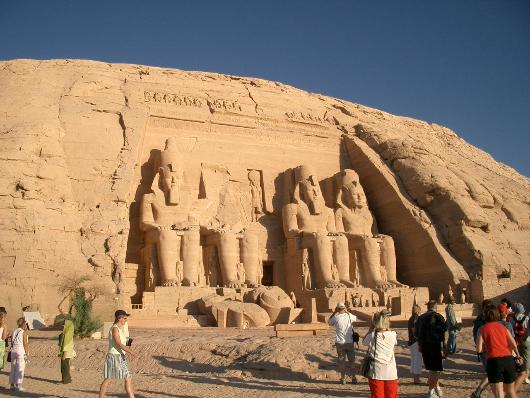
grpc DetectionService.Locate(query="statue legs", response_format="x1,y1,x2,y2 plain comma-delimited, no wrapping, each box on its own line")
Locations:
301,233,343,289
215,232,240,288
347,234,383,289
333,234,355,287
377,235,397,283
181,229,201,286
156,229,179,286
241,231,260,287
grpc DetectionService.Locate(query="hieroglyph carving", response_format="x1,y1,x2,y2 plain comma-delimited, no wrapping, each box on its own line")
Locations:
144,91,204,107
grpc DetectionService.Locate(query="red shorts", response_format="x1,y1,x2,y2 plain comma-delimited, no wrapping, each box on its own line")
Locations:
368,379,398,398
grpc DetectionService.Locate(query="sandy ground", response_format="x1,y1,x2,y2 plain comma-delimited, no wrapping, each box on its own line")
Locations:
0,326,528,397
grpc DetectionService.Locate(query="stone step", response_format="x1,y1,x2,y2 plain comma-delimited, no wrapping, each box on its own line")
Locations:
128,314,215,328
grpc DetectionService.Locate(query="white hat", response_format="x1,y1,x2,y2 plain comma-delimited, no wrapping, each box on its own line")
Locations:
336,302,346,309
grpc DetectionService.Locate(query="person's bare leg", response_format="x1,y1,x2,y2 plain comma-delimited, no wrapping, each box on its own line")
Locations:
124,377,135,398
514,370,528,393
475,376,489,394
99,379,111,398
490,382,505,398
504,382,517,398
428,371,439,390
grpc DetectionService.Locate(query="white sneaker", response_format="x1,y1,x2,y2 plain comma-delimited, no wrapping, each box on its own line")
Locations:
428,389,437,398
525,377,530,384
15,385,25,392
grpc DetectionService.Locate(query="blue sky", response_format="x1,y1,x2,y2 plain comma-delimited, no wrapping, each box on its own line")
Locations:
1,1,529,176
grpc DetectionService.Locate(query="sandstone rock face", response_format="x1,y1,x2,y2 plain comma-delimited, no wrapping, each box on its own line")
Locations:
0,59,528,323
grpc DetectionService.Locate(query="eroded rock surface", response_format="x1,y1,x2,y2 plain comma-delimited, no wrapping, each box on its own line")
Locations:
0,59,528,322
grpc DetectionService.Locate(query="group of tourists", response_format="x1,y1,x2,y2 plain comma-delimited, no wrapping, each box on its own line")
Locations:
0,307,30,392
328,297,529,398
0,306,137,397
1,298,528,398
470,299,529,398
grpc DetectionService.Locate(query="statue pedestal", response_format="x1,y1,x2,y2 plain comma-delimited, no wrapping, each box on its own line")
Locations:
298,285,429,321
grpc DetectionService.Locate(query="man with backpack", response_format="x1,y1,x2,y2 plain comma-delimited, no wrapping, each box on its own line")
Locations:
328,302,359,385
511,303,530,392
416,300,447,398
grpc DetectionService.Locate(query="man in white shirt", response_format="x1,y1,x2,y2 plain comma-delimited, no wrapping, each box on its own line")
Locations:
328,302,358,384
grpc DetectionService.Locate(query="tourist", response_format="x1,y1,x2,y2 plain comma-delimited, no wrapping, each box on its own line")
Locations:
471,300,494,398
476,305,522,398
58,319,75,384
501,298,514,323
416,299,447,398
0,307,8,370
407,303,423,384
328,302,358,384
362,310,398,398
445,296,460,355
99,310,138,398
9,317,29,392
498,304,515,336
511,303,530,393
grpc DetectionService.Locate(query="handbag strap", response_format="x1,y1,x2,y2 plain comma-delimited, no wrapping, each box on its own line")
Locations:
369,330,378,358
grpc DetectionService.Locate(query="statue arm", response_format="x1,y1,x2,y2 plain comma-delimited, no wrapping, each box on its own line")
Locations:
371,215,379,235
140,194,158,231
335,209,345,233
326,208,339,234
282,204,301,237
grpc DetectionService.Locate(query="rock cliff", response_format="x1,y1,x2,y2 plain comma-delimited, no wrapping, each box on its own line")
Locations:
0,59,528,322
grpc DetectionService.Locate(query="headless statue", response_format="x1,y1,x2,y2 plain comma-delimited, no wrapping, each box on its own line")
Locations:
199,167,262,288
334,169,401,289
140,138,201,287
282,165,346,289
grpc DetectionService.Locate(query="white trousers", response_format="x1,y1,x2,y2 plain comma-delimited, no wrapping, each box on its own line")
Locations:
9,351,26,385
409,342,423,375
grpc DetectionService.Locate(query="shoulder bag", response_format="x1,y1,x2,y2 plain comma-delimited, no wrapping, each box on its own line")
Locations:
360,330,378,379
6,329,20,363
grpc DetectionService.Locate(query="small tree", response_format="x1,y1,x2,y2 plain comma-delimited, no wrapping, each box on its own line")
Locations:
55,275,105,337
71,288,102,338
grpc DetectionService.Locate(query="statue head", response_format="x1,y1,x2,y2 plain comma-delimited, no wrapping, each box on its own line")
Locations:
158,137,184,205
336,169,367,209
293,165,326,214
248,169,261,186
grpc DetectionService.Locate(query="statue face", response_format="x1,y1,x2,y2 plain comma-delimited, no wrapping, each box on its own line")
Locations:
299,176,326,214
341,173,367,209
159,159,184,205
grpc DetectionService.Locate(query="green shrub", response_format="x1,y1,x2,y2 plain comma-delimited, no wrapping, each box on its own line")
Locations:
71,288,102,338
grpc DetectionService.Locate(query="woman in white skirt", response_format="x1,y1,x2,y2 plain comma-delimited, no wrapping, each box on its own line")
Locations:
99,310,137,398
407,304,424,384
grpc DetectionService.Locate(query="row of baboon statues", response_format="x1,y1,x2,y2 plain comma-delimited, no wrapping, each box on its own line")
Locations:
140,138,403,291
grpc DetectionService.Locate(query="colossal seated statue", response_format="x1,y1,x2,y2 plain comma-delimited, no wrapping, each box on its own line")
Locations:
140,138,201,287
334,169,402,289
198,164,262,288
282,165,352,289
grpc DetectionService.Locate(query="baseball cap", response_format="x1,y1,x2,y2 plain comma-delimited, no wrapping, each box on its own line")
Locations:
498,303,508,314
514,303,525,315
336,302,346,309
114,309,131,318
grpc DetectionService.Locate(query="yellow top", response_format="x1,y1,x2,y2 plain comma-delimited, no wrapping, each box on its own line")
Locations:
108,324,126,355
